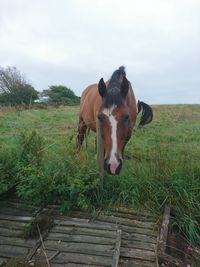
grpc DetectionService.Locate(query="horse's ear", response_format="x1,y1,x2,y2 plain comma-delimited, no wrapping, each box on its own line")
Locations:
98,78,107,98
120,76,129,98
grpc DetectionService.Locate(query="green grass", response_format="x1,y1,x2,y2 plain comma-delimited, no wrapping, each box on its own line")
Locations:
0,105,79,148
0,104,200,248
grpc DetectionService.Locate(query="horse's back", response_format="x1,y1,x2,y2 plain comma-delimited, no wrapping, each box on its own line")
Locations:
80,83,101,131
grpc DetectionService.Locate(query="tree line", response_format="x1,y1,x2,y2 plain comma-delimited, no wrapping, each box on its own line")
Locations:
0,66,79,106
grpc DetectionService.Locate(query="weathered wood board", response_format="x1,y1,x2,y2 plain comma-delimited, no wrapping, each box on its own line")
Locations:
0,201,40,265
0,201,159,267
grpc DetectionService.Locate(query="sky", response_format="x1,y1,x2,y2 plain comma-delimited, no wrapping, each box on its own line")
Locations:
0,0,200,104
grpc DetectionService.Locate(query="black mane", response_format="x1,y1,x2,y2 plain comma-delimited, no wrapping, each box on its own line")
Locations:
104,66,127,108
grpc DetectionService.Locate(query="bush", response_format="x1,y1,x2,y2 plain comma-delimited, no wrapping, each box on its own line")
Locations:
16,130,46,205
19,130,44,166
0,147,18,195
66,163,102,211
42,85,79,105
0,66,38,105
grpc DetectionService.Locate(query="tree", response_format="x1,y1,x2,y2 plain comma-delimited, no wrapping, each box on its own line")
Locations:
42,85,79,105
0,66,38,105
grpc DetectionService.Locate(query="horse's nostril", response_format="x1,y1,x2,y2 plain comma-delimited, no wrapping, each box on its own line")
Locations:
115,160,122,174
104,159,122,175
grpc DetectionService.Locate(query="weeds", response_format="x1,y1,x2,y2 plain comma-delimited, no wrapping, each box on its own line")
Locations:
0,146,18,195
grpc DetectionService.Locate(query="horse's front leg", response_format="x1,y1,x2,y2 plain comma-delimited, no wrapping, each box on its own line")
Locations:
76,117,87,150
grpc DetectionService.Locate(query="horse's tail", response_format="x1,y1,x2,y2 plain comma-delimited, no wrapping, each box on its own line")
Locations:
137,100,153,127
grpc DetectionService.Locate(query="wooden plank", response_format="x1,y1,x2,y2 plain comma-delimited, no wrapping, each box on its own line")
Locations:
119,258,156,267
120,247,155,262
105,211,157,223
48,251,60,261
51,251,112,266
0,220,26,230
70,217,157,237
6,219,156,243
0,200,159,266
0,214,33,222
57,212,156,230
55,218,118,231
158,205,171,253
95,214,157,230
43,240,114,257
117,225,157,237
71,210,156,223
0,244,30,257
157,206,183,266
55,218,157,237
47,232,115,245
51,226,117,239
0,201,38,211
0,227,22,237
0,236,35,248
110,207,156,218
52,225,157,243
34,249,61,260
51,264,103,267
0,207,34,216
112,229,121,267
44,206,156,221
122,231,156,243
121,240,156,252
35,249,112,266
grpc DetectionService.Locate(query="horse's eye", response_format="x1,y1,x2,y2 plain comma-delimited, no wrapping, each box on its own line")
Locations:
122,114,129,122
98,113,104,122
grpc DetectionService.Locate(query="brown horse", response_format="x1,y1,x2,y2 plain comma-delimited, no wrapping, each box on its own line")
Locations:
77,66,152,175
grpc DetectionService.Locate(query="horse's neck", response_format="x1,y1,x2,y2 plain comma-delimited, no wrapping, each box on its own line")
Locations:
127,85,137,123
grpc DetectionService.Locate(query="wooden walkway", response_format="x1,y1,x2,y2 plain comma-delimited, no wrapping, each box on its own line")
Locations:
0,201,159,267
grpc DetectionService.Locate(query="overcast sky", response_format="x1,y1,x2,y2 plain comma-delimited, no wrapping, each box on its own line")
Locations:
0,0,200,104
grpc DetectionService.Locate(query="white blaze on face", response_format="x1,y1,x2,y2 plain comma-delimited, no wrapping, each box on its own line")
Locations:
102,105,120,174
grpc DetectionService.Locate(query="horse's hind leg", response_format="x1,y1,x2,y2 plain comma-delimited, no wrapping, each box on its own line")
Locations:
77,117,87,149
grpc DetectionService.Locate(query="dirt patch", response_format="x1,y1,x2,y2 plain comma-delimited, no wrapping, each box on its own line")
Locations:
167,227,200,267
4,258,48,267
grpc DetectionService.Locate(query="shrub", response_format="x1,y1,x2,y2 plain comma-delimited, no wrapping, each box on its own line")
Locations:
66,163,102,211
19,130,44,166
0,147,18,194
42,85,79,105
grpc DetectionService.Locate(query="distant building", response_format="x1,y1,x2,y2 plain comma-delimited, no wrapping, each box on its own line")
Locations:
34,96,49,103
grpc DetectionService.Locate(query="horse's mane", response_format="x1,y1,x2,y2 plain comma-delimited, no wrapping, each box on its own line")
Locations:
109,66,126,83
104,66,127,108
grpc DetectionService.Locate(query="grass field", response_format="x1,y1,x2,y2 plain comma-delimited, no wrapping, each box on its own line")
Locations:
0,104,200,248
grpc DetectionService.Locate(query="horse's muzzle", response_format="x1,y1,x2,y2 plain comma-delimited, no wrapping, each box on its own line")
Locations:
104,159,122,175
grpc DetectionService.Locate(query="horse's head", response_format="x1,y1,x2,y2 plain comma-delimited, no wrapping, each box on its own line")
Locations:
97,76,132,175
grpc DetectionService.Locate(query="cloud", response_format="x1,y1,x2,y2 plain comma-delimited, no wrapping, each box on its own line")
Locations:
0,0,200,103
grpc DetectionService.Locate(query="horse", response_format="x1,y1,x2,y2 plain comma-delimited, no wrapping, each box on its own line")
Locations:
77,66,152,175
